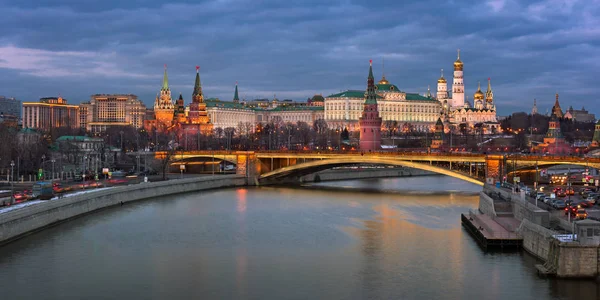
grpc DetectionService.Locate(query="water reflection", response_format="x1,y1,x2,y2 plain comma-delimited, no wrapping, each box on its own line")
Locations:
0,176,598,299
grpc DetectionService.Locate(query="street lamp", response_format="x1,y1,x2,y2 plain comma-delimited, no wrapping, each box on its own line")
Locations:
136,155,140,173
51,159,56,181
120,131,124,152
41,154,46,180
10,160,14,183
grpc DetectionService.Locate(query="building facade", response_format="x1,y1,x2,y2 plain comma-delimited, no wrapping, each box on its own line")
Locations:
22,97,78,130
0,96,21,121
79,94,146,132
564,105,595,123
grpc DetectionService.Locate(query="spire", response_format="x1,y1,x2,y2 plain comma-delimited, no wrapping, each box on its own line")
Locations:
382,57,385,77
161,64,169,91
457,49,460,60
364,60,377,105
193,66,202,97
485,77,493,101
178,93,183,101
427,85,431,97
233,81,239,102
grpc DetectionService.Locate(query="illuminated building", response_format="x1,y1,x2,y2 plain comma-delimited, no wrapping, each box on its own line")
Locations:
430,118,445,149
22,97,78,130
80,94,147,133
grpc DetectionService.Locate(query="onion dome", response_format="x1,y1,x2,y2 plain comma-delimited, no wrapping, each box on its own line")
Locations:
474,81,484,100
453,49,463,71
438,69,446,83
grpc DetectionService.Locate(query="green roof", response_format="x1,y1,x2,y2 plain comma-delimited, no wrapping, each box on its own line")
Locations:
405,93,437,101
375,83,401,92
264,105,323,112
205,99,248,109
56,136,88,142
326,90,383,99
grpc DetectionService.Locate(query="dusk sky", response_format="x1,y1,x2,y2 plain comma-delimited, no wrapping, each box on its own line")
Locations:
0,0,598,116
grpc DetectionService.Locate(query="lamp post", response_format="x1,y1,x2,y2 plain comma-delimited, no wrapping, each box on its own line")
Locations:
10,160,14,183
51,159,56,181
136,155,140,173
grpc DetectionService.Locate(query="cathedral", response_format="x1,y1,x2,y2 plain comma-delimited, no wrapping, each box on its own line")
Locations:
144,65,213,148
437,50,499,133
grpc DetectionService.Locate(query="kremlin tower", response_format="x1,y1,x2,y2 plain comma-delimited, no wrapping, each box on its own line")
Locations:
174,93,186,123
185,66,213,136
233,82,240,103
359,60,382,151
451,49,465,108
551,93,564,118
431,118,445,149
154,65,175,129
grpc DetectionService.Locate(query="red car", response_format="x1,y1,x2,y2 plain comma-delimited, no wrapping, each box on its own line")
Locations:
564,205,577,216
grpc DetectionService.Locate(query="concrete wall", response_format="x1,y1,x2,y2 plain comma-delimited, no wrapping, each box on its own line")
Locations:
517,218,556,261
478,192,497,218
0,175,246,245
484,185,550,227
300,168,435,183
555,242,599,278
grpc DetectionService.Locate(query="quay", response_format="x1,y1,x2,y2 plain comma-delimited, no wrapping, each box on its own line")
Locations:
464,183,600,278
461,211,522,249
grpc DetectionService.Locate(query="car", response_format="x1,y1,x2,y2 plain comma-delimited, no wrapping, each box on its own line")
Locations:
585,196,597,204
108,178,128,185
576,208,588,220
576,201,591,208
566,187,575,195
543,197,553,204
557,191,566,198
552,200,566,209
536,193,546,201
580,188,593,196
553,187,563,193
564,205,577,216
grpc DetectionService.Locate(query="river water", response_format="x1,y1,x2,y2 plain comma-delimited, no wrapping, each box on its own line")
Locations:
0,176,598,299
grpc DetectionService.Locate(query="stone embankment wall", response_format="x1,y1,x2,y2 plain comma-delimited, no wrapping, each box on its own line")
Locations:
552,242,599,278
478,192,497,218
300,168,435,183
517,219,556,260
0,175,246,245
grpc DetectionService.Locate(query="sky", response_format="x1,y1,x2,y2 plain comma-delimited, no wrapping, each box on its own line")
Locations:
0,0,598,116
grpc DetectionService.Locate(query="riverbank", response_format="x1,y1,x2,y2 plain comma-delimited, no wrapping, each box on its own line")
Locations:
466,184,600,278
0,175,246,246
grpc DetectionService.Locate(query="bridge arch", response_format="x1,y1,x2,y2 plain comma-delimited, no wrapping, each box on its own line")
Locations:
259,157,485,186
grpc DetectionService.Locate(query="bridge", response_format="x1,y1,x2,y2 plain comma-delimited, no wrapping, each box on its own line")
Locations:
158,151,600,186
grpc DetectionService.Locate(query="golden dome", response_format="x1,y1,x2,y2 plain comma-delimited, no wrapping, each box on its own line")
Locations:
437,69,446,83
378,75,390,85
474,81,484,100
454,49,463,71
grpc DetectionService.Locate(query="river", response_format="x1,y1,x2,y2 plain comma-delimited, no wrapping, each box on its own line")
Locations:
0,176,598,299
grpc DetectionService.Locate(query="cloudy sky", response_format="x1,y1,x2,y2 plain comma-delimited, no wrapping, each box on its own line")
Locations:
0,0,598,115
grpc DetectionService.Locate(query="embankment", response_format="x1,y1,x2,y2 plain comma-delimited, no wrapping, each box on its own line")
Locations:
0,175,246,245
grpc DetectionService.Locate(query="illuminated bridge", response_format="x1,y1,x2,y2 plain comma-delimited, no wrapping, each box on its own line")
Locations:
157,151,600,186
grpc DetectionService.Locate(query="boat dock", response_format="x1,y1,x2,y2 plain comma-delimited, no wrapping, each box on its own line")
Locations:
461,210,523,249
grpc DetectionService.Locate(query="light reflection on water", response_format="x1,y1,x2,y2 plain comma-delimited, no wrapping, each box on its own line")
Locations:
0,176,598,299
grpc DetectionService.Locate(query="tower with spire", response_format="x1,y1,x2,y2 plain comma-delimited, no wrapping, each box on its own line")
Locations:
359,60,382,151
437,69,448,102
532,99,538,115
174,93,186,123
485,77,494,110
186,66,213,135
591,119,600,147
430,117,445,149
233,82,240,103
451,49,465,109
551,93,564,118
154,64,175,129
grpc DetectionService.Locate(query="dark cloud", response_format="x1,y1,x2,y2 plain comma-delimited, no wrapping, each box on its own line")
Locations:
0,0,598,116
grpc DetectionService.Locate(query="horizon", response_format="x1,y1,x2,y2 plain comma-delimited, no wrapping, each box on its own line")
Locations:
1,0,598,116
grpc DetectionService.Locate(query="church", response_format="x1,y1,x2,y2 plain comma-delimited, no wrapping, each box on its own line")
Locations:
437,50,499,133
